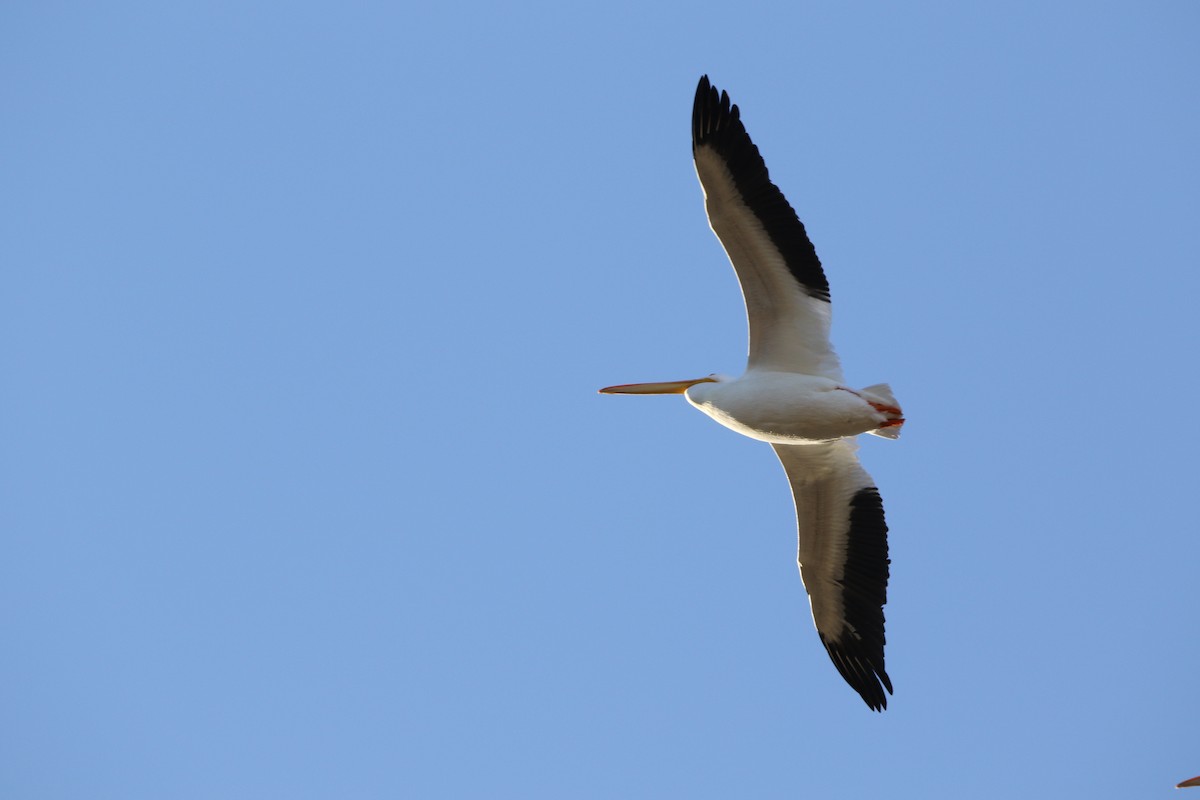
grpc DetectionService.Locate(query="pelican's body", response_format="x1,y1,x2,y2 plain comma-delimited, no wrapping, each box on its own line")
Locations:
686,373,899,444
601,76,905,711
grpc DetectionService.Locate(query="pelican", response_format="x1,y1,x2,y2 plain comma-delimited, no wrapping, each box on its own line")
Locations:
600,76,904,711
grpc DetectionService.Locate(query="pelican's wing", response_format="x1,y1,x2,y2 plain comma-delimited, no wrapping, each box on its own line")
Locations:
772,440,892,711
692,75,842,380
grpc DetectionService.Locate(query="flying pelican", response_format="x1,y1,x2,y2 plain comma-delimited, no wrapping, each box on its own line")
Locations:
600,76,904,711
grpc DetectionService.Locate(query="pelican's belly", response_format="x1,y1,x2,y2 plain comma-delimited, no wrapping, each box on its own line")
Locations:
685,372,881,444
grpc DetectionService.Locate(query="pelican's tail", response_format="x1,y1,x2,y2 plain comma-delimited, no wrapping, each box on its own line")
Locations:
861,383,904,439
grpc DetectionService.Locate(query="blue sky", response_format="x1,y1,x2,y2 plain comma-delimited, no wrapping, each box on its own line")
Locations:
3,2,1198,798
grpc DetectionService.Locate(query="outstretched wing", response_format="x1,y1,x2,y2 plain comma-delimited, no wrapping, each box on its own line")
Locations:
772,440,892,710
692,75,842,380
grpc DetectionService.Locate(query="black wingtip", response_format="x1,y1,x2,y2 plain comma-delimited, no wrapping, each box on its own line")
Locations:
820,633,893,712
692,74,737,153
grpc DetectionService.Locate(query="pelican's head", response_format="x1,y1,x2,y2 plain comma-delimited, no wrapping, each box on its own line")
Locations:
598,374,725,398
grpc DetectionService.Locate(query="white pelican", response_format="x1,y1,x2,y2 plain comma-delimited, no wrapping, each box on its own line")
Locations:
600,76,904,711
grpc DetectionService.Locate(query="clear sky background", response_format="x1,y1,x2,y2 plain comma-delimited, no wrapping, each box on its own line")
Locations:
3,2,1198,798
